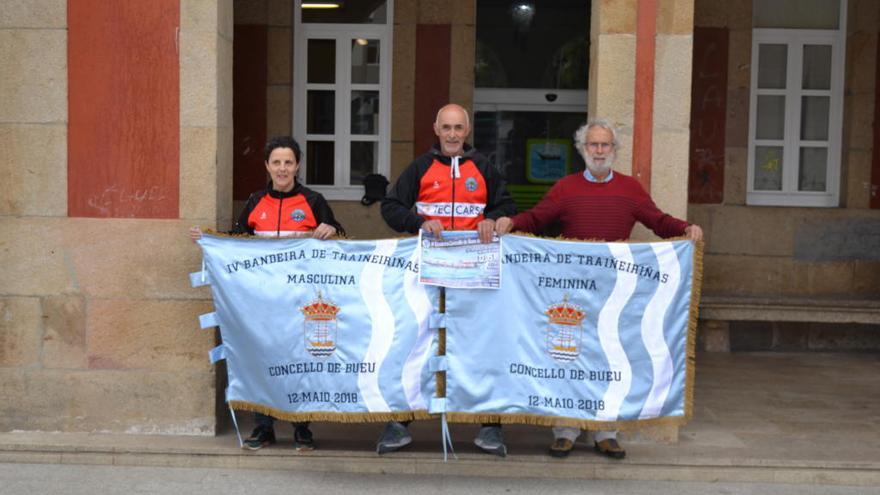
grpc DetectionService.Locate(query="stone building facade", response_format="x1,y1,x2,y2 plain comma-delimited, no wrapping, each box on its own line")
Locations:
1,0,876,435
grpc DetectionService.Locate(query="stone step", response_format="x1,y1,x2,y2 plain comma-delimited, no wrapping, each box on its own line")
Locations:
1,431,878,487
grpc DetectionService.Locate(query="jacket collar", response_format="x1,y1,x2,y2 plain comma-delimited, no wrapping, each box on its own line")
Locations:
266,181,303,199
429,143,476,164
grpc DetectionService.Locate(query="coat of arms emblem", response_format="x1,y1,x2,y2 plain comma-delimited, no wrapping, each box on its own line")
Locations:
300,293,339,358
545,297,585,362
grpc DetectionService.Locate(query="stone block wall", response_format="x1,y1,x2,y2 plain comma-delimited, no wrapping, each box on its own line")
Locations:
0,0,68,216
727,321,880,352
0,0,232,434
691,0,880,300
688,206,880,297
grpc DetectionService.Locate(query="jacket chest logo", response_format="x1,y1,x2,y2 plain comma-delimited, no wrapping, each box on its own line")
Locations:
465,177,478,192
291,209,306,222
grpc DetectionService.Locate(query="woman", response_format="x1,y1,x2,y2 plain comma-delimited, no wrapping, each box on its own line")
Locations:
191,135,343,240
191,136,344,452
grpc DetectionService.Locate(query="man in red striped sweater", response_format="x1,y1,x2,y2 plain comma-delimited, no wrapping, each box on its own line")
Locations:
495,118,703,460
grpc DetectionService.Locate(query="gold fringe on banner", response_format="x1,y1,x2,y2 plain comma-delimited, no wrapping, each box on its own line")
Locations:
228,400,432,423
683,239,704,424
444,412,690,431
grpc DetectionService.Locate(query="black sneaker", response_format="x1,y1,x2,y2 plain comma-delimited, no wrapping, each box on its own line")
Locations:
293,423,315,452
474,425,507,457
376,421,412,454
243,425,276,450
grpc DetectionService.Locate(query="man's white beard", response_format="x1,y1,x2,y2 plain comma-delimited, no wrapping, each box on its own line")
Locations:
585,153,615,177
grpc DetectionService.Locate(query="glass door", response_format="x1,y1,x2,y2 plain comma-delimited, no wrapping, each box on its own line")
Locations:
473,1,590,211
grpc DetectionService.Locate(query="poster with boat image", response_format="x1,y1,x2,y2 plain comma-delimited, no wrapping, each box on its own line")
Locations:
418,230,502,289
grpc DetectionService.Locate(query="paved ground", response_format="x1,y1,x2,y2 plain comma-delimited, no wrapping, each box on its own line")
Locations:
0,463,874,495
1,352,879,487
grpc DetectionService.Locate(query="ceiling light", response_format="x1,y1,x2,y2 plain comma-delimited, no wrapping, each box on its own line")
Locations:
302,2,341,9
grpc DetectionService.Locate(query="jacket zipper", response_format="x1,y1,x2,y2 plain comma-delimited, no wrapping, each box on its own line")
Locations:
276,197,283,237
451,160,457,229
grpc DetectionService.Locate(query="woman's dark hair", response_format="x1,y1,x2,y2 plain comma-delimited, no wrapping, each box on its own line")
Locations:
264,136,302,163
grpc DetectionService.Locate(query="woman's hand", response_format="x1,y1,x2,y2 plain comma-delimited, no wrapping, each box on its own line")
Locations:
189,226,203,242
312,223,337,240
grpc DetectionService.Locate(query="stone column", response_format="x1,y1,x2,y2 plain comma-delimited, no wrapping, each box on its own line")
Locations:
844,0,880,208
0,0,70,428
180,0,234,230
589,0,637,176
651,0,694,220
0,0,233,434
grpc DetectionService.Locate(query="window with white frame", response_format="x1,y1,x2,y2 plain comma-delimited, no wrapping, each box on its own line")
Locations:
293,1,392,201
747,0,846,207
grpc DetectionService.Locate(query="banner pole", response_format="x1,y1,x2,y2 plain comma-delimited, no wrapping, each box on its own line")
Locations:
438,286,446,397
228,402,243,448
437,286,456,460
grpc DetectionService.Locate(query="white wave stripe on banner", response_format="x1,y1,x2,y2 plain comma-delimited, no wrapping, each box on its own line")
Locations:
638,242,680,419
596,243,636,421
357,239,399,412
401,245,433,411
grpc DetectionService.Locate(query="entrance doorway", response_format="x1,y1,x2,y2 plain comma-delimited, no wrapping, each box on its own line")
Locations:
473,1,590,211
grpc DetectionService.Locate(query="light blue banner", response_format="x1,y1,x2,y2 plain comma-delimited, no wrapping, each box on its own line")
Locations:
198,235,438,422
444,235,696,429
195,234,698,428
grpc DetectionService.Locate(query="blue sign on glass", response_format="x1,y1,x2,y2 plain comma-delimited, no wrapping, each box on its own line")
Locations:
527,139,571,183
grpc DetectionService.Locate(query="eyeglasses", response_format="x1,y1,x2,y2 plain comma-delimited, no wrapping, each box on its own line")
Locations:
586,142,613,151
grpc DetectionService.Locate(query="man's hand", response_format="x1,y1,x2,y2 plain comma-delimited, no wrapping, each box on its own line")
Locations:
312,223,337,240
420,219,444,240
494,217,514,236
476,218,496,243
684,224,704,242
189,226,202,243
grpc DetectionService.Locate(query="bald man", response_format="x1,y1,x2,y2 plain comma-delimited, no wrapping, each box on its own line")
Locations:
379,103,516,456
382,103,515,243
